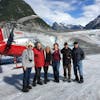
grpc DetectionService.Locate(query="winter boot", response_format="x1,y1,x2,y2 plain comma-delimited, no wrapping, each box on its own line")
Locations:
73,75,79,82
44,79,47,84
68,74,71,82
54,78,59,83
32,81,36,87
47,79,50,82
63,77,67,82
37,80,43,85
55,79,59,83
22,87,29,92
68,78,71,83
27,85,32,89
79,76,84,83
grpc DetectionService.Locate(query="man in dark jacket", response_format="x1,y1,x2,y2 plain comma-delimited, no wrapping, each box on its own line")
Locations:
61,42,72,82
72,42,85,83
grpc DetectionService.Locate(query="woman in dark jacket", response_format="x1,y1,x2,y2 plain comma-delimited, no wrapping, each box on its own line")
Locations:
52,43,61,83
44,46,52,84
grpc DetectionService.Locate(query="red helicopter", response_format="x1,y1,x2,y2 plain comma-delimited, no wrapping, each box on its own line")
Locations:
0,27,26,57
0,15,38,68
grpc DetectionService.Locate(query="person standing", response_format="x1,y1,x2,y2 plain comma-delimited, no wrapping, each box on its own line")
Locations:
52,43,61,83
72,42,85,83
22,41,34,92
44,46,52,84
61,42,72,82
32,42,45,86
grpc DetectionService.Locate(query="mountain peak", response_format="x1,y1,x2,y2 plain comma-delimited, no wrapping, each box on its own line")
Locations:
52,22,83,31
97,15,100,18
85,15,100,29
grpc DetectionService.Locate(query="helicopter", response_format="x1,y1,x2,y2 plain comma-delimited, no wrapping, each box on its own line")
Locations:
0,15,39,69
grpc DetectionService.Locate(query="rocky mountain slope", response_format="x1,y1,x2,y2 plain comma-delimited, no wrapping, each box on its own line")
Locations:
0,0,50,31
85,15,100,29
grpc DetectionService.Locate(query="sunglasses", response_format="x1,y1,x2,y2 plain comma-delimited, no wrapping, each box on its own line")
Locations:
28,45,33,47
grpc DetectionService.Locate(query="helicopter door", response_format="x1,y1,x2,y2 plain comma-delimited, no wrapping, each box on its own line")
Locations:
2,26,13,42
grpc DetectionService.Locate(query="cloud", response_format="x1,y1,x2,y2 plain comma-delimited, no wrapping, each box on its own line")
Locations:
48,1,75,12
25,0,100,26
24,0,78,24
75,0,100,26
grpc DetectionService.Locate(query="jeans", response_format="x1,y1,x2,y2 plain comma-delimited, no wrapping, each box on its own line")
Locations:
52,61,60,81
23,68,32,88
73,60,83,77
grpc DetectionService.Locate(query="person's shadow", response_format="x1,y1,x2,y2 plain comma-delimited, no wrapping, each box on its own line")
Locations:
41,72,63,81
3,73,23,91
0,65,3,73
3,72,63,91
0,58,3,73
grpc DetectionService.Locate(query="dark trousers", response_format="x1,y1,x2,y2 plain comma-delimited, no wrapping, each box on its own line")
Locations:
33,67,41,82
43,66,49,81
23,68,32,88
52,61,60,81
63,63,71,79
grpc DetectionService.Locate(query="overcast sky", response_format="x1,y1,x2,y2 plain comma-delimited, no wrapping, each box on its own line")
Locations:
24,0,100,26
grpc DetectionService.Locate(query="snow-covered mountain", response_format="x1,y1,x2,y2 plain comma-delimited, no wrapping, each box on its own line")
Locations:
52,22,83,31
52,15,100,31
85,15,100,29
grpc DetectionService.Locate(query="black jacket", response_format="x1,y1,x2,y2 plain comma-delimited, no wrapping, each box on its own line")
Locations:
61,48,72,65
72,47,85,63
45,52,52,62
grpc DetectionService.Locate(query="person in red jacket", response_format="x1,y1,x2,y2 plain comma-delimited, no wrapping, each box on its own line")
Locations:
32,42,45,86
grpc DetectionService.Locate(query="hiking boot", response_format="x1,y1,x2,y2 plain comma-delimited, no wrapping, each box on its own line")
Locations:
47,79,50,82
37,81,43,85
32,82,36,87
73,75,79,82
44,80,47,84
63,77,67,82
54,79,60,83
79,79,84,83
73,78,79,82
53,79,59,83
79,76,84,83
22,87,29,92
56,80,60,83
68,79,71,83
27,85,32,89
